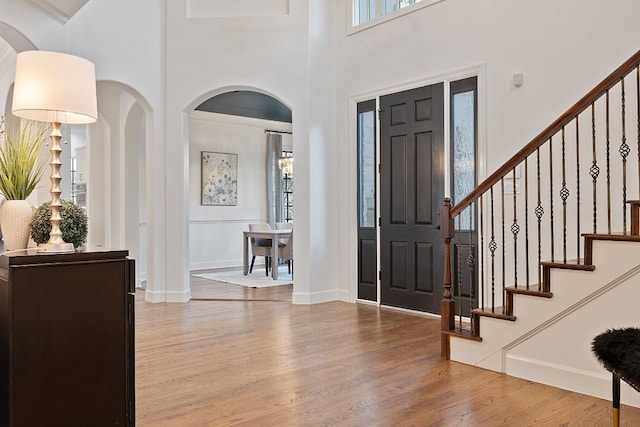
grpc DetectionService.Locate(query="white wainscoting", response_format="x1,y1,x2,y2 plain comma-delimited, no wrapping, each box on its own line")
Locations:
189,219,266,271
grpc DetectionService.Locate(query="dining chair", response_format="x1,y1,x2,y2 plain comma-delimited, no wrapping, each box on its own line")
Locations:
278,230,293,275
275,222,292,245
275,222,292,229
248,223,272,276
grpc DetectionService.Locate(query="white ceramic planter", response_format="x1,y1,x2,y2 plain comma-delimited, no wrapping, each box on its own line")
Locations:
0,200,33,251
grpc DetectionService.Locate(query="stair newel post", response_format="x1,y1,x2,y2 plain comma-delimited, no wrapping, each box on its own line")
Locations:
441,198,455,358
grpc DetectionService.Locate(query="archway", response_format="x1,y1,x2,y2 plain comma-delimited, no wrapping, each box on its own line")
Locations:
93,81,153,288
186,88,293,294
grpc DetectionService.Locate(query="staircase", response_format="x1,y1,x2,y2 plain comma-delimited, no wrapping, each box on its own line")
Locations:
440,49,640,407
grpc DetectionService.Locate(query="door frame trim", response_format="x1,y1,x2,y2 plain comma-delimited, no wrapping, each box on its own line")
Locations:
350,63,487,308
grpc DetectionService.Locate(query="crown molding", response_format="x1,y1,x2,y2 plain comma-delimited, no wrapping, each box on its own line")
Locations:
23,0,89,24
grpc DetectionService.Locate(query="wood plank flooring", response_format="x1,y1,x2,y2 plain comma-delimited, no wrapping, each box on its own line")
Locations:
135,275,640,426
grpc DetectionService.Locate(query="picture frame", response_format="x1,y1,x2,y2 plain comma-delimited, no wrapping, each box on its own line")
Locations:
201,151,238,206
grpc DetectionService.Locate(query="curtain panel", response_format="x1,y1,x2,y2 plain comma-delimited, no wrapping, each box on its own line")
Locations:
266,132,283,227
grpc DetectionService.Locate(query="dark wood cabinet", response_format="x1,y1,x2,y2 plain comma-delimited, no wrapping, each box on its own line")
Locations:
0,249,135,427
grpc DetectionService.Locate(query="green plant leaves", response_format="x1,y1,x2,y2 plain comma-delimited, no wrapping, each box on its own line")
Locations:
29,200,88,248
0,118,47,200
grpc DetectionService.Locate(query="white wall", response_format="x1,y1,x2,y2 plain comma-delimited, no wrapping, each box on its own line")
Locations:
188,111,292,270
336,0,640,303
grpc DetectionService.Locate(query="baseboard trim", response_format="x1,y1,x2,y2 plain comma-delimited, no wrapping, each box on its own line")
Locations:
144,289,192,303
292,288,349,305
190,260,243,271
506,354,640,408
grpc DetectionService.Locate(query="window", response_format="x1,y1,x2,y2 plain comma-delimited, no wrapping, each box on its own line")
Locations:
282,150,293,222
355,0,376,25
353,0,438,27
357,104,376,228
450,77,477,230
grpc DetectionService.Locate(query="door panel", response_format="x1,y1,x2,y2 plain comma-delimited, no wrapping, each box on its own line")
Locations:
416,242,435,293
359,238,377,287
416,131,433,224
389,241,408,290
390,135,408,224
380,83,444,313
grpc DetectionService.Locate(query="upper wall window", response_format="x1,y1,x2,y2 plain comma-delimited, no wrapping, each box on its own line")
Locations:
352,0,442,28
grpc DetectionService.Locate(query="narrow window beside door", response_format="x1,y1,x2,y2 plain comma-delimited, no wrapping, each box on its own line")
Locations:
357,99,378,302
282,149,293,222
451,79,477,229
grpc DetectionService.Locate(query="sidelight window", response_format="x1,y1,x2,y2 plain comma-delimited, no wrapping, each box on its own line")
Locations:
358,105,376,228
450,77,478,230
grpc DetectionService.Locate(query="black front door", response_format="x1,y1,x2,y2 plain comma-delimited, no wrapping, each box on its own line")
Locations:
379,83,445,313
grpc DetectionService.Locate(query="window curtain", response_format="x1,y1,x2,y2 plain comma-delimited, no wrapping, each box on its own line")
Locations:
266,132,283,227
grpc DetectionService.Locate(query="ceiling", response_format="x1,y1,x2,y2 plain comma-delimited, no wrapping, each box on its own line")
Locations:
196,91,292,123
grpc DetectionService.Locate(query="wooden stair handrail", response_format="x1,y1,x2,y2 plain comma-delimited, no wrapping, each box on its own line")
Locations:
450,49,640,218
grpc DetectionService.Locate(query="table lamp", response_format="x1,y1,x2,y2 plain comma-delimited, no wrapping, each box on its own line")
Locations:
11,50,97,253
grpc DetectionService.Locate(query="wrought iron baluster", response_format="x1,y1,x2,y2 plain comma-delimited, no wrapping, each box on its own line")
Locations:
590,102,599,233
606,90,612,234
456,216,462,330
549,137,555,262
524,157,530,290
536,148,543,290
501,177,506,313
489,186,496,312
576,117,581,260
467,203,475,324
560,127,569,264
620,77,630,234
480,196,485,311
511,168,519,288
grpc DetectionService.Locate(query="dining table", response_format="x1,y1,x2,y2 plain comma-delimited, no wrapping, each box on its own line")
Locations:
242,229,292,280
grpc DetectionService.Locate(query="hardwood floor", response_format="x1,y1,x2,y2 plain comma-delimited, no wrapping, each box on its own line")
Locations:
135,276,640,426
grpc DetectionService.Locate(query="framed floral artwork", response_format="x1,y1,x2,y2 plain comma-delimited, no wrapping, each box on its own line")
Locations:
201,151,238,206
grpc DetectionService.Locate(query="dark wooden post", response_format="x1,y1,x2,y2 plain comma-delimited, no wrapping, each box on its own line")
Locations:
441,198,455,358
628,200,640,236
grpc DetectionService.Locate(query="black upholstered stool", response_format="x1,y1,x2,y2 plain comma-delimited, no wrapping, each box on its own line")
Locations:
592,328,640,427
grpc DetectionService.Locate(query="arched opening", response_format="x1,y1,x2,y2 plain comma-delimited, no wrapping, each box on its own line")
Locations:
91,81,152,288
187,89,294,297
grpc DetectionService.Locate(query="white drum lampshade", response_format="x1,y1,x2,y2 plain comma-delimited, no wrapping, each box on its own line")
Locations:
12,50,97,124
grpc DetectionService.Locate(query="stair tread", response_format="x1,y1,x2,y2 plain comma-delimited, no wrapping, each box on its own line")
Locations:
540,259,595,270
583,233,640,242
505,286,553,298
472,307,516,321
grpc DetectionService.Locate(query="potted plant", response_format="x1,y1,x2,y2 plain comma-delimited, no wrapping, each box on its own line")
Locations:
0,116,47,250
30,200,88,250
